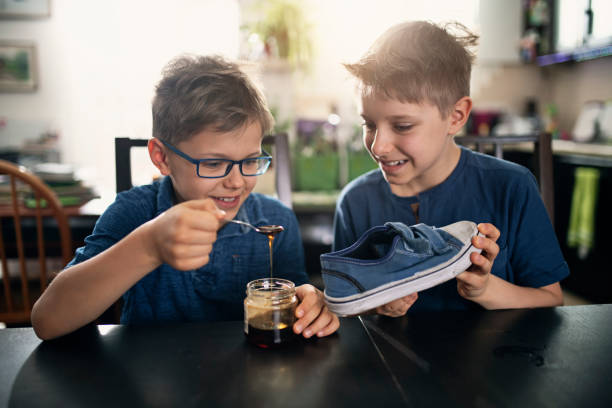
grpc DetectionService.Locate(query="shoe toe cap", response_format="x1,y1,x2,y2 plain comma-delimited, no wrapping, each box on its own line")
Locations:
439,221,478,243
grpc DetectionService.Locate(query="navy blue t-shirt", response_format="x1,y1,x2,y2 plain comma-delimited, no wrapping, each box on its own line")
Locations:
68,176,308,324
333,147,569,311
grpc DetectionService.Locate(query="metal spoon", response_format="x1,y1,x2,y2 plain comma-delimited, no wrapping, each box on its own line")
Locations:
228,219,284,234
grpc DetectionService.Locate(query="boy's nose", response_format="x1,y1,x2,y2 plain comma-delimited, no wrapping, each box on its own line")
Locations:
369,129,394,157
223,164,245,188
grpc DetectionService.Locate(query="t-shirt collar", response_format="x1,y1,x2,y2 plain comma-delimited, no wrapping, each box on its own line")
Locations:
156,176,175,216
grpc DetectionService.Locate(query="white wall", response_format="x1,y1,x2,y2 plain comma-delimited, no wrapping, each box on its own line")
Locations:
0,0,239,198
293,0,480,125
2,0,608,200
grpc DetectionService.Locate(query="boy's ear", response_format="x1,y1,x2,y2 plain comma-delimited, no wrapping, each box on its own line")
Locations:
448,96,473,136
148,138,172,176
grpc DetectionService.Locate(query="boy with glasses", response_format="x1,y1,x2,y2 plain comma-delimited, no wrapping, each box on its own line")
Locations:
32,55,339,340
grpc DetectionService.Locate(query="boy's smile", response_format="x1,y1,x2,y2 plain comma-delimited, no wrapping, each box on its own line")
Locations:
157,121,264,220
360,92,465,197
211,194,241,211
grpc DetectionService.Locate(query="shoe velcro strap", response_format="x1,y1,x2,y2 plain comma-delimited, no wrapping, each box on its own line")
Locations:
384,222,450,255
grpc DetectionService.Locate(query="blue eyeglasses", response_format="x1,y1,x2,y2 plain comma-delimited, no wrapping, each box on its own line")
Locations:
160,139,272,179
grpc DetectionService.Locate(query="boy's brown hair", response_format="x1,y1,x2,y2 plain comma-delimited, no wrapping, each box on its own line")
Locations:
344,21,478,118
152,55,274,144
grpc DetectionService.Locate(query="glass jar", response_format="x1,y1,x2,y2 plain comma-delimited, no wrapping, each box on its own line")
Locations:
244,278,298,348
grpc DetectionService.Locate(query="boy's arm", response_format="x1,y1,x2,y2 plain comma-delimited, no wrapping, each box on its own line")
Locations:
31,199,224,340
456,223,564,309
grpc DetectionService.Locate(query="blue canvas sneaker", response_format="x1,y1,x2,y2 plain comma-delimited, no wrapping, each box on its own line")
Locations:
320,221,482,316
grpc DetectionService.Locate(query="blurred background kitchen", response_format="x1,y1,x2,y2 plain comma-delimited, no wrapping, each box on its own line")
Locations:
1,0,611,306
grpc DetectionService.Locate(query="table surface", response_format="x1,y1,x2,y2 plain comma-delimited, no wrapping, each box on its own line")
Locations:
1,304,611,408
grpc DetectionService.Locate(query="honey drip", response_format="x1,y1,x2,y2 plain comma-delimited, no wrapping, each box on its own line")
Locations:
254,225,284,279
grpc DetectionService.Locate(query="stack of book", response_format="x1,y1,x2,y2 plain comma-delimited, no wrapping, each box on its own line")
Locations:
0,176,28,206
25,163,98,208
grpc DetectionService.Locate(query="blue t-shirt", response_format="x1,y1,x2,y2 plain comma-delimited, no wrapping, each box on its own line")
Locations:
68,176,308,324
333,147,569,311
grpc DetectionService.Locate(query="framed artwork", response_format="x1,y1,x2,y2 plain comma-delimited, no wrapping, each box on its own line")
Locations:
0,41,38,92
0,0,50,19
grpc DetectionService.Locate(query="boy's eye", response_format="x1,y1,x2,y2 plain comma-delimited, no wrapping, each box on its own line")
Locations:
394,124,413,132
362,122,376,132
200,160,225,169
242,158,259,169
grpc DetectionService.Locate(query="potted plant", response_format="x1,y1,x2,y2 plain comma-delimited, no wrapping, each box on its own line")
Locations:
244,0,313,69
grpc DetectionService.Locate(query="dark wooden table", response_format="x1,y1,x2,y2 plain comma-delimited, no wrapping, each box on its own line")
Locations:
1,305,611,407
362,305,612,407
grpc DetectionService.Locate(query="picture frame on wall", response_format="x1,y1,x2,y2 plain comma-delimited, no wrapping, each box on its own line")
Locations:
0,0,50,19
0,41,38,92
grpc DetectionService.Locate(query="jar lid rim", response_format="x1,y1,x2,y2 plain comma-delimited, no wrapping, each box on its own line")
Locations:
246,278,296,297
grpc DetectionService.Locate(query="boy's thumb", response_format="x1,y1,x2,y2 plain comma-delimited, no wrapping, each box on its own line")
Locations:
188,198,226,218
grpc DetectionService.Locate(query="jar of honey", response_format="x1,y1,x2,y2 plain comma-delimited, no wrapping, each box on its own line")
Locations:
244,278,298,348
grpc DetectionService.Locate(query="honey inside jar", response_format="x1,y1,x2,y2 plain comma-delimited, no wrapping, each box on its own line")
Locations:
244,278,297,348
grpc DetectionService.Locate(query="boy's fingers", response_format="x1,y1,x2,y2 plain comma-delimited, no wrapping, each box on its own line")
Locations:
316,315,340,337
294,285,325,334
294,284,318,317
170,254,210,271
185,199,226,218
472,236,499,261
181,208,224,232
468,251,491,273
376,293,417,317
456,270,487,289
185,232,217,245
294,301,322,334
301,306,333,338
178,243,214,257
477,223,500,241
456,270,479,287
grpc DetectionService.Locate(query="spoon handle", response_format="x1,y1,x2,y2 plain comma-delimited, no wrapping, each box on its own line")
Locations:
228,219,258,231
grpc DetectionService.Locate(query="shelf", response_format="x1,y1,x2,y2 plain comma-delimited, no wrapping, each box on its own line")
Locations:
493,139,612,159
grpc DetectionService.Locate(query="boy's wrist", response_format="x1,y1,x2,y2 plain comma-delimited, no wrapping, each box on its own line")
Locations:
133,220,163,270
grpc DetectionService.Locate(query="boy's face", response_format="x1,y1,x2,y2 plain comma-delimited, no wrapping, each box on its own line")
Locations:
157,121,263,220
360,92,465,197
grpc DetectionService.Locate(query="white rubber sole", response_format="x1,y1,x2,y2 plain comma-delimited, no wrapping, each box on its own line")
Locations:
324,233,483,316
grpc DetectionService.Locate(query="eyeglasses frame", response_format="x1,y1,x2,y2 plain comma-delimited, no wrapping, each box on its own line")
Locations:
159,139,272,179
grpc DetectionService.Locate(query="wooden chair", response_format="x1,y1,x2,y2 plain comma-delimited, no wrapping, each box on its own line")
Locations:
114,137,149,194
115,133,293,208
454,133,554,222
0,160,72,325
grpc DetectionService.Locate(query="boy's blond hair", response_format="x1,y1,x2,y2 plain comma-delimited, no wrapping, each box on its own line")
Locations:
152,55,274,144
344,21,478,118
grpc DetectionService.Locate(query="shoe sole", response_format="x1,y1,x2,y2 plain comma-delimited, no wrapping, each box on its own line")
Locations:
324,232,484,316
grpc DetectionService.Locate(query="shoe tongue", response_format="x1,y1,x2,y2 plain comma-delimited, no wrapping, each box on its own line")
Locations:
384,222,450,254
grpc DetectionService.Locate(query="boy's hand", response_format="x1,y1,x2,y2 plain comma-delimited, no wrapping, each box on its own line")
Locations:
456,223,500,300
293,284,340,338
375,292,418,317
147,198,225,271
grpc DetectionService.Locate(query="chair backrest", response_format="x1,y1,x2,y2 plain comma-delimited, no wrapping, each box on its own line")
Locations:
454,133,554,222
263,133,292,208
115,134,293,208
115,138,149,194
0,160,72,325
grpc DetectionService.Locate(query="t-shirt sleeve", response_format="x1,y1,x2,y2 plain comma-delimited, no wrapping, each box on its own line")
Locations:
66,191,152,268
332,191,359,252
507,172,570,287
